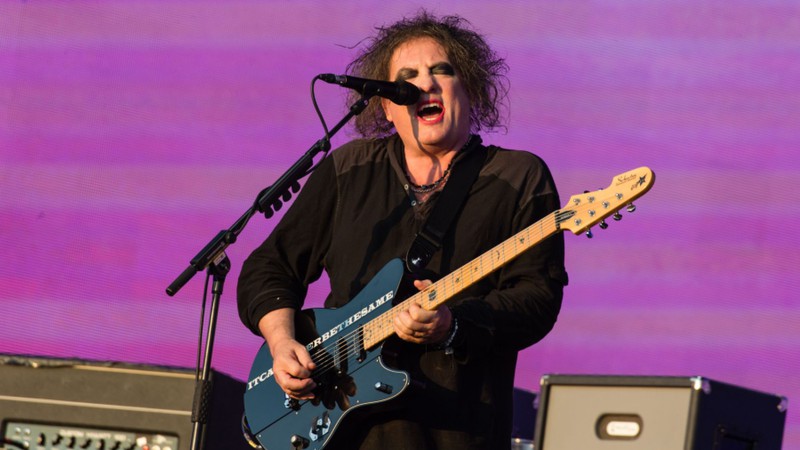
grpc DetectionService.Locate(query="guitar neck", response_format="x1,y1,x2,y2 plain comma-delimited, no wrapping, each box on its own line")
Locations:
362,210,564,350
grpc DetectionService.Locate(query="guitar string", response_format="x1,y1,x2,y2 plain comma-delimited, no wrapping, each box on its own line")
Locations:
304,213,561,380
309,229,517,376
306,177,648,377
305,211,568,378
285,178,649,392
305,202,613,380
306,241,498,378
308,204,609,380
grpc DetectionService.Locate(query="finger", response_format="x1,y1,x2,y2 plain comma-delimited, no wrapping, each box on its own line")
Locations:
276,371,316,392
397,332,423,344
278,381,316,400
283,362,311,380
394,311,422,337
394,309,412,331
344,378,357,396
273,347,310,378
274,362,317,399
414,279,433,290
407,301,437,323
295,346,317,372
336,392,351,410
323,389,336,410
393,319,425,343
287,342,317,376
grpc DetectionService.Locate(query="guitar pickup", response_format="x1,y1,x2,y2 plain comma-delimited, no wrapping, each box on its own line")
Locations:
334,338,349,375
356,327,367,363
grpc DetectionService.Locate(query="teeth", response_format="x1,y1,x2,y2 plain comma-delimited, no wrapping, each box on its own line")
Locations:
417,103,442,117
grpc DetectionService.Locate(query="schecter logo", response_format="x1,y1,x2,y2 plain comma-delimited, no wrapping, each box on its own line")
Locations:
616,173,648,191
246,289,394,391
615,173,636,186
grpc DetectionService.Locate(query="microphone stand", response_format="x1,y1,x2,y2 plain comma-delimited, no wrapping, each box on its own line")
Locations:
165,95,371,450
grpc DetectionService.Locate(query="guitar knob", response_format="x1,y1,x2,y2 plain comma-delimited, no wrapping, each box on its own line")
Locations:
290,435,310,449
374,382,394,394
613,212,623,221
626,203,637,213
585,229,593,239
599,220,608,230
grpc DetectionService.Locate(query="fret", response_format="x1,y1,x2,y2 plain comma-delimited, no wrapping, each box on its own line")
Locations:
336,167,649,359
245,167,655,450
362,211,560,350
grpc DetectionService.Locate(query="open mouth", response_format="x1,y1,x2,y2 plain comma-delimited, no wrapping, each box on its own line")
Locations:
416,100,444,122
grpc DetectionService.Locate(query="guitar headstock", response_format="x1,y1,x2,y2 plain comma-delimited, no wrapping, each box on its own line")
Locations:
558,167,655,235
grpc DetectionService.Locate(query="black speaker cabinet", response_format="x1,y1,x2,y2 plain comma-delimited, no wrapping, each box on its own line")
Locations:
533,375,787,450
0,354,252,450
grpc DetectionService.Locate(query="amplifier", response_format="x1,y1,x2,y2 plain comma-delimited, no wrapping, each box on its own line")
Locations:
0,355,251,450
533,375,787,450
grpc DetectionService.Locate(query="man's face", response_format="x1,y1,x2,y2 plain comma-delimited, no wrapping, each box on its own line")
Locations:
382,37,471,153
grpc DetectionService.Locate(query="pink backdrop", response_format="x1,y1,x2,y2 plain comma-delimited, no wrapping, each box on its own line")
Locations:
2,1,798,447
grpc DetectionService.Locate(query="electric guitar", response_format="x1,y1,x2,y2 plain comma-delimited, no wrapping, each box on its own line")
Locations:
243,167,655,450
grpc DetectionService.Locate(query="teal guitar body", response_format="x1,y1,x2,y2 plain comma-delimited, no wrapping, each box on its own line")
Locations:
243,259,410,450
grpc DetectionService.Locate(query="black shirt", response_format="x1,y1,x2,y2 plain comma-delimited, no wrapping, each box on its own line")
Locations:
238,133,567,450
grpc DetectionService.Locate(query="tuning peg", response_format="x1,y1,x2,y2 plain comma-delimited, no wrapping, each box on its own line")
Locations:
626,203,637,213
613,211,623,221
585,229,594,239
599,219,608,229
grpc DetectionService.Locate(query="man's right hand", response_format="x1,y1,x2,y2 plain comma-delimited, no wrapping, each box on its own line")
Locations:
258,308,317,400
270,337,317,400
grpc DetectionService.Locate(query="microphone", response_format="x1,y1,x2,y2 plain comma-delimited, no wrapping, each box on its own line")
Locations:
319,74,420,106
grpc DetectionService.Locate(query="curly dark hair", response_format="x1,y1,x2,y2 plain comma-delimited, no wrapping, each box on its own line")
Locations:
346,10,509,138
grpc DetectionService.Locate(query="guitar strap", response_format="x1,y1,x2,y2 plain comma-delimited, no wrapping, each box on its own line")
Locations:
405,135,487,275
